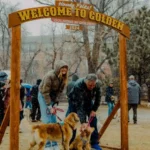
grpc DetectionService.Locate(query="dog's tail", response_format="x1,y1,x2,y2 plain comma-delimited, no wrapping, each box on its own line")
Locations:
20,118,32,133
32,125,40,130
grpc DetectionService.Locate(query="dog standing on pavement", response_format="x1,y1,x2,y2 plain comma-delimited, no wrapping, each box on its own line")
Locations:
147,102,150,108
20,108,32,133
28,112,80,150
115,108,120,122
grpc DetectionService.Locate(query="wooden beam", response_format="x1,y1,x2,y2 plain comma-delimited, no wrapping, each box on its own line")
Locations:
10,26,21,150
0,105,10,144
119,34,128,150
98,101,120,139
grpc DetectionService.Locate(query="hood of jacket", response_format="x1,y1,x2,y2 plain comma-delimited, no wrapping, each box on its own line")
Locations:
72,74,79,81
128,80,137,86
54,60,68,75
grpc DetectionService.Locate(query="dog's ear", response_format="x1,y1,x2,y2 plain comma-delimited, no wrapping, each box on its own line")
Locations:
65,113,80,130
72,113,80,122
86,126,95,133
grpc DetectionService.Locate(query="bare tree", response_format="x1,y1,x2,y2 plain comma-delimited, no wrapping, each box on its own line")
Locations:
35,0,138,74
41,23,66,70
0,1,19,70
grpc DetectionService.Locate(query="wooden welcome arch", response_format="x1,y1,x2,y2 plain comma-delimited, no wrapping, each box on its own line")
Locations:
0,2,129,150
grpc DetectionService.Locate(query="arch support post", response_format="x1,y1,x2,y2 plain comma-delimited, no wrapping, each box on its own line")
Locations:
119,34,128,150
10,26,21,150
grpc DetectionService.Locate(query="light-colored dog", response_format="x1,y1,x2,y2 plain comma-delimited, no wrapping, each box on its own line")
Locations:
28,112,80,150
70,123,94,150
20,108,32,133
115,108,120,122
147,102,150,108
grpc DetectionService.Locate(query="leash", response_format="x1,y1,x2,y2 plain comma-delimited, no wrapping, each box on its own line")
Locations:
57,123,65,148
46,101,64,121
87,116,94,127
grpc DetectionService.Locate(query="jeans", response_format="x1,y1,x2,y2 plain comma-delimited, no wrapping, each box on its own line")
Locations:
25,101,32,109
38,92,58,148
107,102,114,116
128,104,138,123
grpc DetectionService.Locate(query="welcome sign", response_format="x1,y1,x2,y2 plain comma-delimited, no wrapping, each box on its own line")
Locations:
9,2,130,38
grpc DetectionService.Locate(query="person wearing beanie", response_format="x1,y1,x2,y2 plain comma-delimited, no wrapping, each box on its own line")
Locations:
67,73,102,150
30,79,42,122
38,60,68,150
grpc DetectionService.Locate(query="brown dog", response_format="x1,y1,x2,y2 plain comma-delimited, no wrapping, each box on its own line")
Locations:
28,112,80,150
70,124,94,150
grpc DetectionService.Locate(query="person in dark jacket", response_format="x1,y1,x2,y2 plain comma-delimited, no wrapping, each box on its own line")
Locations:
67,74,102,150
146,79,150,103
105,82,115,116
66,74,79,97
31,79,42,122
0,81,5,125
128,75,141,124
20,79,25,121
65,74,79,117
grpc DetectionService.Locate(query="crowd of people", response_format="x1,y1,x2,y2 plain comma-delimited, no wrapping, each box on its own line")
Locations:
0,59,143,150
0,76,42,125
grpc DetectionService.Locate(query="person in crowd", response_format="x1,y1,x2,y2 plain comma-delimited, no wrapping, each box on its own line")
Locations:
0,81,5,125
3,80,11,114
128,75,141,124
105,82,115,116
146,79,150,103
20,79,25,121
38,60,68,150
67,73,102,150
65,74,79,117
31,79,42,122
24,87,32,109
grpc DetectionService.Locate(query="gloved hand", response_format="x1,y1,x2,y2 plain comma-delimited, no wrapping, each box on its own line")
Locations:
111,96,115,101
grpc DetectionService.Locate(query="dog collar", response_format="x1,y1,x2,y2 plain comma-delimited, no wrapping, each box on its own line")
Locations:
80,136,88,147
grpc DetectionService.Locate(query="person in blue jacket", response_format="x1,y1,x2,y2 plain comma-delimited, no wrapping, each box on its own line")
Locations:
105,82,115,116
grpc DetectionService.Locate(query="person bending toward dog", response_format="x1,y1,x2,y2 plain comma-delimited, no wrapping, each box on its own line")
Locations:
67,74,102,150
38,60,68,150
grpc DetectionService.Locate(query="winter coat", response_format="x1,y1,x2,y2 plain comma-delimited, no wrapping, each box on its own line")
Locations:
66,74,79,97
68,78,101,123
39,60,68,105
31,85,39,99
20,85,25,107
20,85,25,102
146,81,150,100
128,80,141,104
105,86,114,103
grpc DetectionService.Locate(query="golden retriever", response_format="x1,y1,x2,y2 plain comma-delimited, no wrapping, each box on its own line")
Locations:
70,123,94,150
28,112,80,150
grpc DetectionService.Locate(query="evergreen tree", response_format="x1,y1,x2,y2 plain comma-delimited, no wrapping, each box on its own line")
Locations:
125,7,150,85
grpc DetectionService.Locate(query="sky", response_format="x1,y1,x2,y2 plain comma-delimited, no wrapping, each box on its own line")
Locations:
8,0,56,36
4,0,150,36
